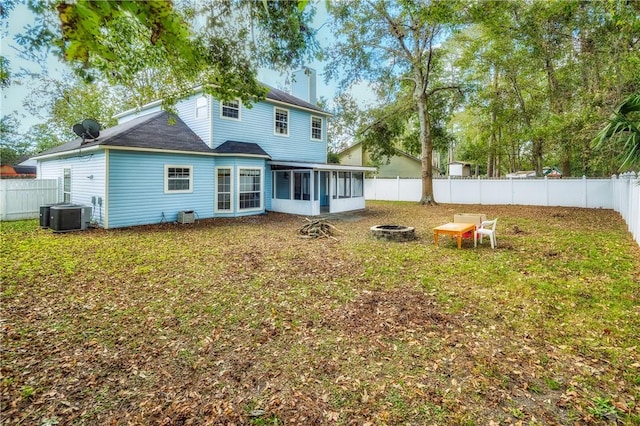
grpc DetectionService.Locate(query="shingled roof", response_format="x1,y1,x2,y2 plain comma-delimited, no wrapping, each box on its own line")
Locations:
264,85,327,115
33,111,212,158
212,141,270,158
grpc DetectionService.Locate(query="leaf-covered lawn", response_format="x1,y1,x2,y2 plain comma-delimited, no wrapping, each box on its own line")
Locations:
2,202,639,425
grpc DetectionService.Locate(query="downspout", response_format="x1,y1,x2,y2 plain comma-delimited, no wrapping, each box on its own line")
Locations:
208,94,214,148
104,148,109,229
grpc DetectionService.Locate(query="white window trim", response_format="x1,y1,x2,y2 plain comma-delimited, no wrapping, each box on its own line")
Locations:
237,167,264,212
215,166,233,213
220,99,242,121
195,96,208,119
164,165,193,194
273,107,289,137
63,167,71,203
310,115,323,141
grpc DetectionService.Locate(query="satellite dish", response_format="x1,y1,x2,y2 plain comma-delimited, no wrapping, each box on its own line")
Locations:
73,123,86,138
82,119,100,139
72,119,101,143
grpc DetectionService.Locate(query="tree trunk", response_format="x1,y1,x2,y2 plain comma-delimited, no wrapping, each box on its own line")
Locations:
416,89,436,205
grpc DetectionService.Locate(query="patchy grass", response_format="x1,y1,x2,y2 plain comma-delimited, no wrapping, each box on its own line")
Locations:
1,201,639,425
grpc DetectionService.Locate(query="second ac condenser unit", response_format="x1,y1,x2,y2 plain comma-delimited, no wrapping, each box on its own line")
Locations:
40,203,70,228
50,205,92,232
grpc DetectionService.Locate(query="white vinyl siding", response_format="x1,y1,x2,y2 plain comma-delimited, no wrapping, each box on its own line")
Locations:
220,100,241,120
238,168,263,211
311,116,323,141
274,107,289,136
215,167,232,212
165,165,193,193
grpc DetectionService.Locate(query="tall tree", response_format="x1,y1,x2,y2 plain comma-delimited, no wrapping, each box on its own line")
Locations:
22,73,121,149
0,113,31,165
326,0,462,205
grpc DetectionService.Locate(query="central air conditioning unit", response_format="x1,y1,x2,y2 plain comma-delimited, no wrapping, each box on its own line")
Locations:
177,210,195,224
50,205,92,232
39,203,71,228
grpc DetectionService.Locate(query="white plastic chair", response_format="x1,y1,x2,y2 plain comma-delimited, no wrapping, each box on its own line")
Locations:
475,219,497,249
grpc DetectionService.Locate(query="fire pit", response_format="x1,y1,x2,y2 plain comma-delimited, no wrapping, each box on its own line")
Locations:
370,225,416,242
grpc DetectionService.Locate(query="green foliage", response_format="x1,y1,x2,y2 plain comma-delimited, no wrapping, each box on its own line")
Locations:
22,73,120,150
0,56,10,88
11,0,320,109
593,93,640,171
0,114,31,165
326,151,340,164
450,0,640,177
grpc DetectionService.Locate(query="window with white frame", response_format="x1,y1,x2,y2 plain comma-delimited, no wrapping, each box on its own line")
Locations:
165,165,193,193
216,167,232,211
239,168,262,210
63,168,71,203
311,116,323,141
274,108,289,136
195,96,208,119
221,99,241,120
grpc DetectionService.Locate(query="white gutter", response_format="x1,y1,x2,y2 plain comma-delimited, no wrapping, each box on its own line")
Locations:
268,160,376,172
31,144,103,161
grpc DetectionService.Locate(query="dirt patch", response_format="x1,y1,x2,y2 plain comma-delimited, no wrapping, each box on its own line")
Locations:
326,288,458,336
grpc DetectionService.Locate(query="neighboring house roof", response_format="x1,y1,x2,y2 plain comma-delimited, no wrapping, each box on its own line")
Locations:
33,111,212,159
213,140,271,158
337,141,420,162
13,165,37,175
448,161,472,166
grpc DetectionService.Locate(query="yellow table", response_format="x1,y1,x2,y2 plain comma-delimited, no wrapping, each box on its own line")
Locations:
433,222,476,249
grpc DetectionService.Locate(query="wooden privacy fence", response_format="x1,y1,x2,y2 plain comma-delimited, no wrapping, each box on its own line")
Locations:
0,179,58,221
365,173,640,245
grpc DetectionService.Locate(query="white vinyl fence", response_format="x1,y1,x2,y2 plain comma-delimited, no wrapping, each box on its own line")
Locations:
365,173,640,245
0,179,58,221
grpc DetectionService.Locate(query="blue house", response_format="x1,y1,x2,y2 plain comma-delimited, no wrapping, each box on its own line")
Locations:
32,69,374,229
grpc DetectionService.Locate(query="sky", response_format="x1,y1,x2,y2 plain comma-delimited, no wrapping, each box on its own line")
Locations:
1,2,375,134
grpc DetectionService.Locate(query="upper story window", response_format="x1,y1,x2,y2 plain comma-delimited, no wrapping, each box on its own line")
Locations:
195,96,208,119
221,99,241,120
311,116,323,141
165,165,193,193
274,107,289,136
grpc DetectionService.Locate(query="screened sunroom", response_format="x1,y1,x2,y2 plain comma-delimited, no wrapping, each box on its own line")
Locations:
268,161,375,216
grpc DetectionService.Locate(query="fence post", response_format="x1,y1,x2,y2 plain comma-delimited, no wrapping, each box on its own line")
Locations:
509,177,514,205
448,175,452,203
397,176,400,201
583,175,588,207
373,176,377,200
477,175,482,204
544,176,549,206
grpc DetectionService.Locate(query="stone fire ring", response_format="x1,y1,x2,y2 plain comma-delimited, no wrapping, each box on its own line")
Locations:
370,224,416,242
